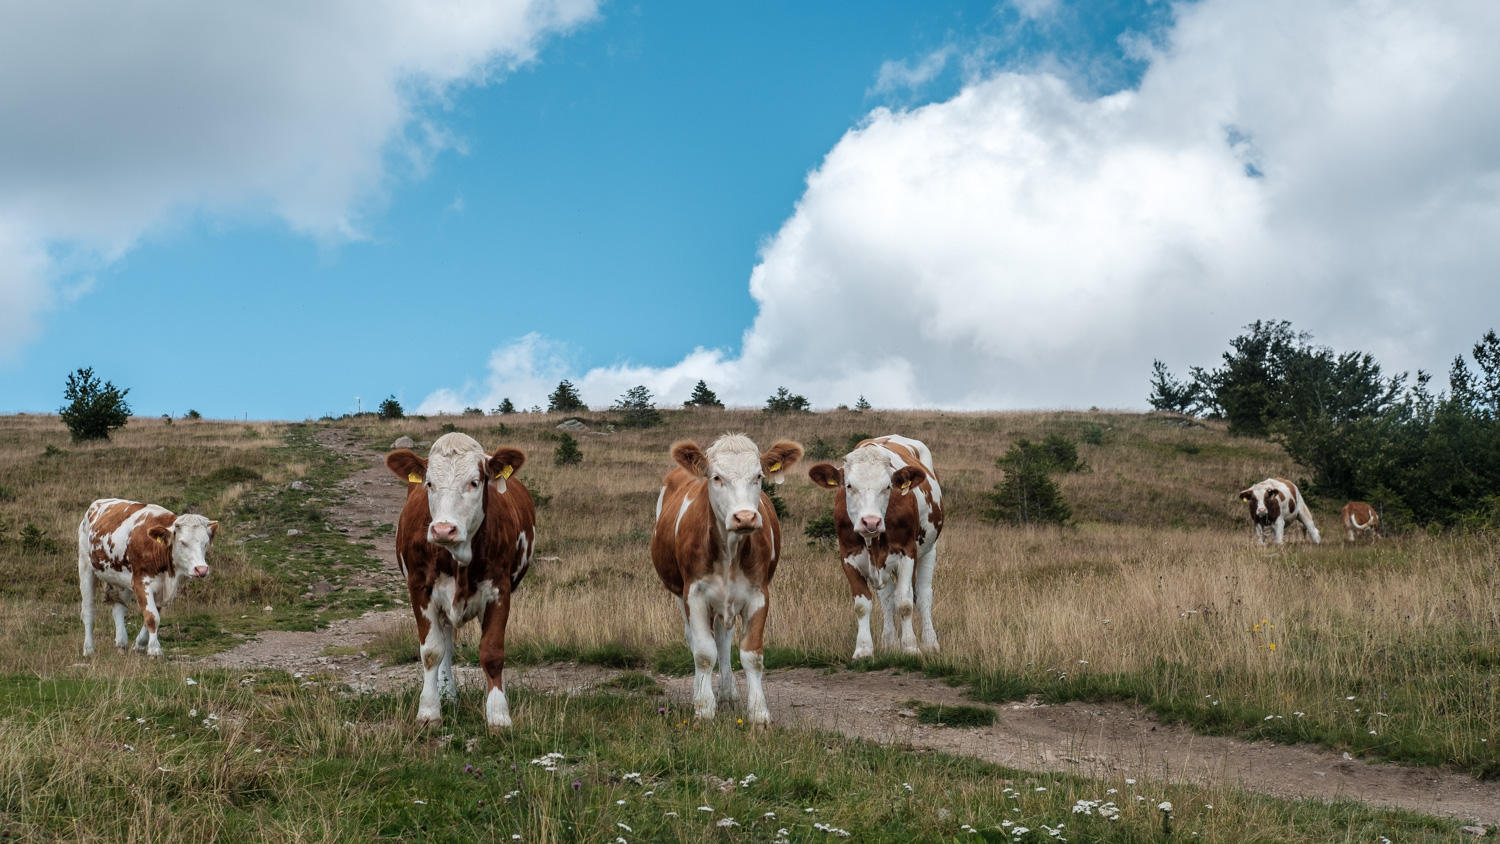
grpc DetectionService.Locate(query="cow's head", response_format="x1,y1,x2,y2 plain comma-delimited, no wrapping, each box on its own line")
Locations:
672,434,802,535
809,446,926,539
1239,481,1282,524
387,432,525,564
149,514,217,579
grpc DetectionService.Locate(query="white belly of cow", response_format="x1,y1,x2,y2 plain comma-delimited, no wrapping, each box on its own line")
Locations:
846,547,890,588
689,570,763,624
430,575,499,630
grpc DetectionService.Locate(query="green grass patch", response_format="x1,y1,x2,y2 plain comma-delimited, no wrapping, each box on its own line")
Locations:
906,700,998,728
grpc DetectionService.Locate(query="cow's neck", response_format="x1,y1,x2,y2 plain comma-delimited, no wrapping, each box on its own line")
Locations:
711,514,748,571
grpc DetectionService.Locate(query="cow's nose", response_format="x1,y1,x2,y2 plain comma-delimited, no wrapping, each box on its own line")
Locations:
192,565,209,578
730,510,760,532
430,522,459,543
860,516,883,533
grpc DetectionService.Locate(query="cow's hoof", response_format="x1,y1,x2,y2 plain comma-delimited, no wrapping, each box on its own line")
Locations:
921,640,940,654
851,644,873,660
487,719,512,732
902,644,921,656
416,711,443,728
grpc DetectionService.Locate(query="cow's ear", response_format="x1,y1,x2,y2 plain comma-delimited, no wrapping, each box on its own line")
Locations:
671,441,708,476
1238,488,1254,501
891,465,926,495
207,520,219,539
387,450,427,484
1267,488,1282,499
488,447,526,493
761,441,804,486
147,525,171,544
808,463,842,490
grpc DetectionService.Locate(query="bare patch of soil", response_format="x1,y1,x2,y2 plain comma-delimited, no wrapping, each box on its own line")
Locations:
203,429,1500,827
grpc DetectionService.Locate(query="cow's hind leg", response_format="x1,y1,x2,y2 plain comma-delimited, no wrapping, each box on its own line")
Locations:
108,589,129,652
684,585,718,719
79,558,97,657
714,613,739,705
915,546,939,653
479,591,513,730
740,590,771,727
841,562,875,659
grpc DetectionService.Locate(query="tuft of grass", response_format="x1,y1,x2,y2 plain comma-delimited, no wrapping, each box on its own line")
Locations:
907,700,998,728
601,671,662,693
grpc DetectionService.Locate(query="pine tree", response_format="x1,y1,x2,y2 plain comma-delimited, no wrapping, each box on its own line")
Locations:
854,395,872,411
378,395,404,420
59,367,132,442
613,386,663,428
983,440,1072,526
548,380,586,413
553,433,583,466
495,398,516,415
764,386,811,415
683,380,724,408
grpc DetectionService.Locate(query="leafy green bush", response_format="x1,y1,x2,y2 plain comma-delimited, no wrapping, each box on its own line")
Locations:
682,380,724,409
0,485,14,503
1081,423,1105,446
185,409,202,420
805,512,837,546
377,395,404,420
761,479,788,519
548,380,586,414
613,386,662,428
553,433,583,466
764,386,811,415
59,367,131,442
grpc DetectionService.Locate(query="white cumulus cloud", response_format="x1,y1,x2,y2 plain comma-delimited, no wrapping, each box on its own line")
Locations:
0,0,596,360
426,0,1500,412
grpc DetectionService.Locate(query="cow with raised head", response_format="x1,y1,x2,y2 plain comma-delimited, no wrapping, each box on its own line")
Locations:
807,435,943,659
650,434,802,726
1341,501,1380,542
1239,477,1320,545
78,499,217,657
386,432,535,730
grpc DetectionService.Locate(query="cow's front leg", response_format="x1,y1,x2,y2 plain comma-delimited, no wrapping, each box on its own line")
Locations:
740,590,771,727
133,580,163,657
479,590,512,730
1273,520,1286,545
438,622,457,703
1253,525,1266,546
841,561,875,659
876,576,899,651
684,586,718,719
714,613,739,704
415,609,450,726
915,547,939,653
891,553,919,655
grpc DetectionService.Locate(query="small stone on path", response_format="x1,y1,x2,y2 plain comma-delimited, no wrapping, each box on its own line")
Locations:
392,436,415,448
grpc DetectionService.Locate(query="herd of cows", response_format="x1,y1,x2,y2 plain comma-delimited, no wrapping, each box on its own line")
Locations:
76,430,1385,730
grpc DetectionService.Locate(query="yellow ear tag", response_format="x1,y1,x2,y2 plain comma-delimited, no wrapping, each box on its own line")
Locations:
769,462,781,473
498,465,514,479
901,480,912,491
827,479,838,486
154,535,166,545
407,472,422,484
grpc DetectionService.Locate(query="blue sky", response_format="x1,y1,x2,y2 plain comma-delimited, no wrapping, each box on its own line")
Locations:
3,1,1498,418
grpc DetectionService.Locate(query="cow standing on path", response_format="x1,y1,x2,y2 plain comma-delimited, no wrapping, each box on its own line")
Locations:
78,499,217,657
1239,478,1321,545
650,434,802,725
807,435,944,659
1342,502,1380,541
386,433,536,730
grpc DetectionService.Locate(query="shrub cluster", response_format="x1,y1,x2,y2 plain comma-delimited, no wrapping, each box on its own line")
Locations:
983,437,1079,527
59,367,131,442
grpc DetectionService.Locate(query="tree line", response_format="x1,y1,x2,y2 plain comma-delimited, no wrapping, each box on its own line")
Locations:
1151,320,1500,529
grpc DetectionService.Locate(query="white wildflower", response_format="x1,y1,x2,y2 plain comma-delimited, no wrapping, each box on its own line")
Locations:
698,806,714,812
1158,802,1173,812
716,818,739,828
616,823,632,832
185,678,197,685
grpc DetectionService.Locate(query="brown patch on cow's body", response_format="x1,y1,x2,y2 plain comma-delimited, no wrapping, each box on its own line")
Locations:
650,468,782,596
1342,501,1379,540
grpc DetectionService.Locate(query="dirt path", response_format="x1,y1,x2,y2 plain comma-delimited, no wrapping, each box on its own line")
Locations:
204,429,1500,827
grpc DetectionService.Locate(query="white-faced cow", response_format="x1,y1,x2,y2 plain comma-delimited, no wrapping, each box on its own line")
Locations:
1238,477,1320,545
650,434,802,725
78,499,217,657
386,432,536,730
1341,501,1380,542
807,435,943,659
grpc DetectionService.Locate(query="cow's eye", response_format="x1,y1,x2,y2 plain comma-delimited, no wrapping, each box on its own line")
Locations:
712,475,722,483
469,479,479,490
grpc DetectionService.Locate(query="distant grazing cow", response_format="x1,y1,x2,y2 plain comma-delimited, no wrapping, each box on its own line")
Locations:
78,499,217,657
386,432,535,730
807,435,944,658
1238,478,1320,545
1341,502,1380,541
650,434,802,725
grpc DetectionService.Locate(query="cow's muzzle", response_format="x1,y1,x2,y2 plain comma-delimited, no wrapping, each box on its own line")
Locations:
729,510,761,533
429,522,461,544
857,515,883,537
191,565,210,579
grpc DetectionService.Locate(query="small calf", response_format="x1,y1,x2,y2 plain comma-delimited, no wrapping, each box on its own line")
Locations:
78,499,217,657
1238,478,1320,545
1341,502,1380,541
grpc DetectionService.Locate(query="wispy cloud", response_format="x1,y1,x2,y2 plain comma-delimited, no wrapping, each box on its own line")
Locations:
871,46,956,96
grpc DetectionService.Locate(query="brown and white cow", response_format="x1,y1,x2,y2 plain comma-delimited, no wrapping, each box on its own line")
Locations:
386,432,536,730
78,499,217,657
1341,501,1380,541
650,434,802,725
807,435,943,659
1238,477,1320,545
